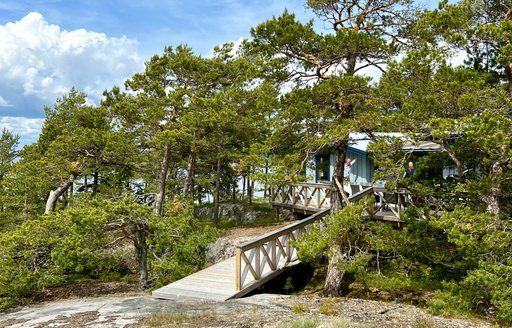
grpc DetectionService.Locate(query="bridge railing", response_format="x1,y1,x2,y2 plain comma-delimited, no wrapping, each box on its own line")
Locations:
270,183,332,212
236,184,410,290
235,208,330,291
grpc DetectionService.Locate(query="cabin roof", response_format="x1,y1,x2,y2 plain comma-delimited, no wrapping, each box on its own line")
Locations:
349,132,441,154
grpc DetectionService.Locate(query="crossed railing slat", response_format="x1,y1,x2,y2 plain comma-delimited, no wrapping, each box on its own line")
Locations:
270,183,332,212
235,208,330,291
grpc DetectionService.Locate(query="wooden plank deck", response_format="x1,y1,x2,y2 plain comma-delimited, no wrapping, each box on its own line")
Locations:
152,255,299,301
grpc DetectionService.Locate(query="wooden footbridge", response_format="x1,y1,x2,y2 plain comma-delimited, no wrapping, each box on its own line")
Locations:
153,184,407,301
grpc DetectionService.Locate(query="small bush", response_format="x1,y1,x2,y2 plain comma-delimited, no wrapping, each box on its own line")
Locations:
0,297,21,313
291,302,309,314
319,297,338,316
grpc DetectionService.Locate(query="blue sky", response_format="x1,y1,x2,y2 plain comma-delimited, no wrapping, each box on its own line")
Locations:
0,0,313,146
0,1,446,147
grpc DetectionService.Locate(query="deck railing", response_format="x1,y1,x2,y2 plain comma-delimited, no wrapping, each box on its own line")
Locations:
271,183,410,221
235,208,330,290
270,183,332,213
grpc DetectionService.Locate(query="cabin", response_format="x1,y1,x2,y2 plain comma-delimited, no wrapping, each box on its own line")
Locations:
271,132,456,219
305,133,448,191
306,133,379,188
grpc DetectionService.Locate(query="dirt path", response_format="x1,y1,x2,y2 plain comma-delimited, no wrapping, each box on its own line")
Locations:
222,222,291,241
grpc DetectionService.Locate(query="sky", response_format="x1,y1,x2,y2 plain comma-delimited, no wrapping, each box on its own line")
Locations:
0,1,451,147
0,0,314,146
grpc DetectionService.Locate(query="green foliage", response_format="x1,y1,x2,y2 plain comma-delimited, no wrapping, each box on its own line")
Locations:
148,201,220,286
319,297,338,316
291,302,310,314
1,0,512,323
0,204,108,305
0,197,219,309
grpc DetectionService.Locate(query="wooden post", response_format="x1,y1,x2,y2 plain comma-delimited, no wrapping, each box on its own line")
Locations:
291,185,296,206
236,248,241,291
255,247,260,279
271,240,276,269
317,186,321,209
286,234,291,262
397,191,402,219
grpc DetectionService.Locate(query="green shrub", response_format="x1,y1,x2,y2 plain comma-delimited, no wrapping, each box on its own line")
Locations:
291,302,309,314
0,198,220,310
319,297,338,316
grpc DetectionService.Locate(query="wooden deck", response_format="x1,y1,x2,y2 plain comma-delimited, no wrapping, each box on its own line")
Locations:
271,183,332,214
272,183,409,223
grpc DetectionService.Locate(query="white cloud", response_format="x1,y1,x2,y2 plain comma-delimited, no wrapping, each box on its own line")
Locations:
0,116,44,146
0,12,143,105
0,96,11,107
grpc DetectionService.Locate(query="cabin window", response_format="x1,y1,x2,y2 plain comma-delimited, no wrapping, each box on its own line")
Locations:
316,154,330,182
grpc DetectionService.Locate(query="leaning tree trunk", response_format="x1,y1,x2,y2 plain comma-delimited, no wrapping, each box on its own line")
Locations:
45,174,77,214
324,245,348,296
331,139,349,211
154,143,171,216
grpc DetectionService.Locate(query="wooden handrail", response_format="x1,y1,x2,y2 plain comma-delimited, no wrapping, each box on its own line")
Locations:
242,184,410,291
347,185,374,203
237,208,330,251
270,183,333,212
235,208,330,290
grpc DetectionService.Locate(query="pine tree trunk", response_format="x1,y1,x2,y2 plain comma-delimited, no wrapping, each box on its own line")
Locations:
45,175,76,214
232,181,236,203
324,138,349,296
247,173,252,205
182,150,196,199
332,139,348,211
134,219,149,289
482,161,502,216
264,157,269,198
250,178,254,205
154,144,171,216
323,244,346,296
242,175,246,201
214,157,221,225
92,172,98,195
505,62,512,93
485,188,500,215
